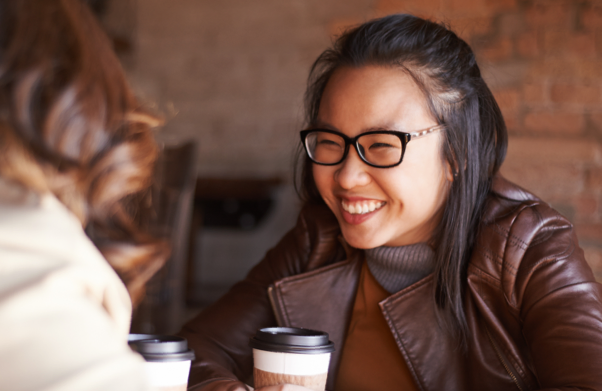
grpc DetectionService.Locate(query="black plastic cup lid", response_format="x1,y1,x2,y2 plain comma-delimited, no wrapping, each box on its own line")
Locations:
249,327,335,354
128,334,195,362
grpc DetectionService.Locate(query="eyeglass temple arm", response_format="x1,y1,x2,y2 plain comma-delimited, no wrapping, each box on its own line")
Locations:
408,124,445,140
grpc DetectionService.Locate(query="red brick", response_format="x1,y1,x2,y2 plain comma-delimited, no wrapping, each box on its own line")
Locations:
451,17,495,43
328,18,362,39
525,1,574,29
581,2,602,32
593,113,602,126
591,113,602,133
374,0,404,13
493,88,520,116
516,31,540,58
528,59,602,80
504,115,520,133
587,167,602,193
543,32,595,59
573,195,600,222
522,82,547,105
446,0,491,15
542,30,568,56
524,111,585,134
499,12,525,37
597,31,602,57
500,138,596,198
568,33,597,58
375,0,442,15
575,223,602,242
550,83,601,105
501,161,583,198
504,137,600,166
583,246,602,279
575,60,602,79
479,37,514,62
487,0,518,13
375,0,499,24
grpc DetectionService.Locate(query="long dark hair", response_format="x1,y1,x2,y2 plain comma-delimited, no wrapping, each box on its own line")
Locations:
0,0,168,304
295,14,508,344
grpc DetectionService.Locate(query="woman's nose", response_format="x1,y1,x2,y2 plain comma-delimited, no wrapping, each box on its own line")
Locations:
334,147,371,189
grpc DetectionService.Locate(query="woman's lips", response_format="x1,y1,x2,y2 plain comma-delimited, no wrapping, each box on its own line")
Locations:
340,199,386,225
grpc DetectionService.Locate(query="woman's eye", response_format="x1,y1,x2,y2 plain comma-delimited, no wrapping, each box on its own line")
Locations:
369,142,395,149
317,138,342,147
318,139,337,145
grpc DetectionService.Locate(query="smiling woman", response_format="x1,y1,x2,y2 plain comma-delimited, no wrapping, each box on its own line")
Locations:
179,14,602,391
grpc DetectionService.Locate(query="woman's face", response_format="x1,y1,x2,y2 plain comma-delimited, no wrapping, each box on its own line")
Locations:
312,65,453,249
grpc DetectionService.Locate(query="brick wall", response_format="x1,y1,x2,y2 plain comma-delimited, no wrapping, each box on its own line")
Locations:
130,0,602,280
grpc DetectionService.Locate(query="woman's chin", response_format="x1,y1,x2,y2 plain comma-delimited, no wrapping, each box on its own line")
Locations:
340,229,383,250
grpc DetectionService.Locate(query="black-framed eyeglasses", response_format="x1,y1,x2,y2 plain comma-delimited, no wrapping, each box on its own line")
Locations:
300,124,445,168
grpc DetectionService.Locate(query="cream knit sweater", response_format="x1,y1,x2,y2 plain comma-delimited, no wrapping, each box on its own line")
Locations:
0,179,149,391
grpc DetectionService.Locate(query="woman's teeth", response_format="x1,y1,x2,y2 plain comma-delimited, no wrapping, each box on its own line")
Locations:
341,200,385,215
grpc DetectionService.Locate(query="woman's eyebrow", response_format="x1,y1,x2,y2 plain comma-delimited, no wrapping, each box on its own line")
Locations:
365,126,403,132
311,119,337,130
312,120,404,133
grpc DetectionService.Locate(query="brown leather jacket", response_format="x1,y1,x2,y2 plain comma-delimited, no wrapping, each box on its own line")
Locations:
180,176,602,391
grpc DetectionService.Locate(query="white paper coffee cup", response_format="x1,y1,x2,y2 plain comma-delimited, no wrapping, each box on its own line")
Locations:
250,327,335,391
129,334,195,391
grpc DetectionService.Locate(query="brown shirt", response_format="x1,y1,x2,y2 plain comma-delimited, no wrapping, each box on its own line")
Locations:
335,261,418,391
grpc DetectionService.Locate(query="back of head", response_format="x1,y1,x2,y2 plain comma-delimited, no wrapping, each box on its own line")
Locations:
298,14,508,345
0,0,167,304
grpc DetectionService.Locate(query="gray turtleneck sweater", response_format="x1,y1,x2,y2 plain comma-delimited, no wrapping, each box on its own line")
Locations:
365,242,436,294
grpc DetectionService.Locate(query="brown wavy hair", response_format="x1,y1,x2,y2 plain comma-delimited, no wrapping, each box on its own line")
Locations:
0,0,168,304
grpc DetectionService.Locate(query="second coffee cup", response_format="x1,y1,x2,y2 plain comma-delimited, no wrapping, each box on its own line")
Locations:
249,327,335,391
128,334,195,391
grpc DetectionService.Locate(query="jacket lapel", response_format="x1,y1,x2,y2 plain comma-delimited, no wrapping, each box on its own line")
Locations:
380,275,466,391
269,256,467,391
268,255,362,390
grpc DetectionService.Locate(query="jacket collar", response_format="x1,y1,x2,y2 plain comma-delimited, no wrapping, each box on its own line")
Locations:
268,252,467,391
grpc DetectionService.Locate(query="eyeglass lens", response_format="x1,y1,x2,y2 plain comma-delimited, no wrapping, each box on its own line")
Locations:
304,131,403,167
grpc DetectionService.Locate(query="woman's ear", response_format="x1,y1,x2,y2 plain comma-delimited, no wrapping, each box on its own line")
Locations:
438,131,457,183
444,158,456,182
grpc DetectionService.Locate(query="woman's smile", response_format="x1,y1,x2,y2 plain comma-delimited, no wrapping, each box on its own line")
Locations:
340,197,387,224
341,199,386,215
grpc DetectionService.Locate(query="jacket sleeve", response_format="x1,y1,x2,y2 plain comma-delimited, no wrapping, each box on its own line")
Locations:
178,204,342,390
512,205,602,390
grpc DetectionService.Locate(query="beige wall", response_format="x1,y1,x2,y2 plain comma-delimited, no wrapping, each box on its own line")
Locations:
129,0,373,178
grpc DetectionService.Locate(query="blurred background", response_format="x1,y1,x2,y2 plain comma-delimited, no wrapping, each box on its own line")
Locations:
89,0,602,333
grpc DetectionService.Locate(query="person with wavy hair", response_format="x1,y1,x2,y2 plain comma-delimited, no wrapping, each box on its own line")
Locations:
0,0,168,389
179,14,602,391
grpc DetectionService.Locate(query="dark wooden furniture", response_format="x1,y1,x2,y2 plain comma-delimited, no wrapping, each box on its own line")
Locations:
131,141,197,334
